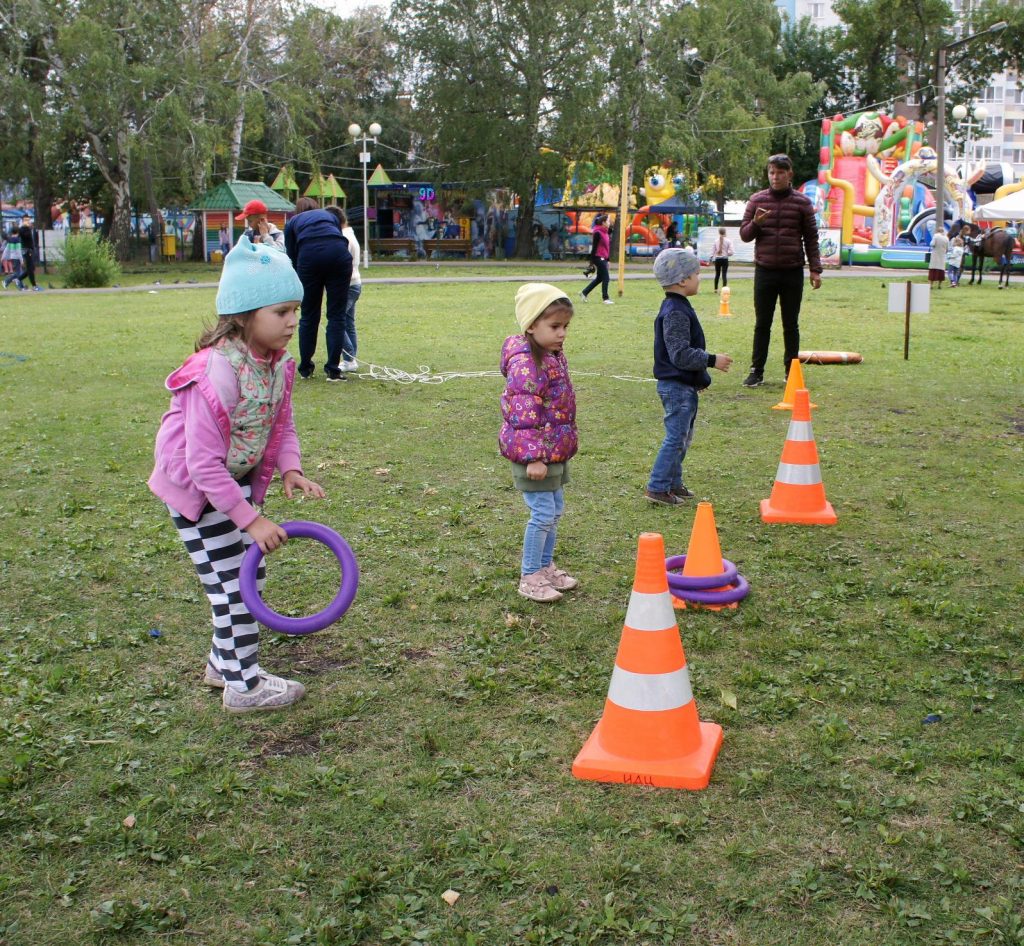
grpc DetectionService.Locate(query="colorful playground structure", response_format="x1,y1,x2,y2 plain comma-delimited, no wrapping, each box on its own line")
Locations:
558,166,715,257
810,109,1022,269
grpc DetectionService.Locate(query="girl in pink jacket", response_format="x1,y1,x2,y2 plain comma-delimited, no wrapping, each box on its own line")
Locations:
149,237,325,713
499,284,579,603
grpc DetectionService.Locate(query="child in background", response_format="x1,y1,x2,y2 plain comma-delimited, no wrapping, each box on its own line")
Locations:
499,284,579,602
1,229,25,290
148,236,326,713
946,236,965,287
645,249,732,506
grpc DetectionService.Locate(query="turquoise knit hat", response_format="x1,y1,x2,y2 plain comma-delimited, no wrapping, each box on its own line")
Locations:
215,235,304,316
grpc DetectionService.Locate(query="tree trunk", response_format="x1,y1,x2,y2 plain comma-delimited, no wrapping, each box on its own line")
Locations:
228,90,246,181
514,190,537,260
109,176,134,262
192,216,206,263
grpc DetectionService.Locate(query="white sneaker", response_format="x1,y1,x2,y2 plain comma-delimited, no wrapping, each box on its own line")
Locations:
579,292,589,303
602,299,614,305
342,359,358,371
222,673,305,713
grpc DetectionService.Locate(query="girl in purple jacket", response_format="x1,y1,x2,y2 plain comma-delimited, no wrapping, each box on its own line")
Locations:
149,237,326,713
500,284,579,602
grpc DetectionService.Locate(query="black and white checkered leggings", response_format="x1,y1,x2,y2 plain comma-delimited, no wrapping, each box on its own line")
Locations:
168,485,266,692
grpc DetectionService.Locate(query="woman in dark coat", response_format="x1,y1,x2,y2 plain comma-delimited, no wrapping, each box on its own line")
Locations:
284,196,353,381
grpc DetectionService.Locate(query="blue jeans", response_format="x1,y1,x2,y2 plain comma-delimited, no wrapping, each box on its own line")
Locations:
521,489,564,575
647,380,699,493
342,283,361,360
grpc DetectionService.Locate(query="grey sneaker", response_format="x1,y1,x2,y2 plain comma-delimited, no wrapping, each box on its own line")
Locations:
742,371,764,387
518,572,563,602
644,488,684,506
222,673,305,713
203,663,225,689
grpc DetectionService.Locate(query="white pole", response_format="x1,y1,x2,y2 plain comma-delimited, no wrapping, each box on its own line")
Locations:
362,138,370,269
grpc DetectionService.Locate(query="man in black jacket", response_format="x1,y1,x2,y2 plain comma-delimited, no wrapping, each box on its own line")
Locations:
739,154,821,386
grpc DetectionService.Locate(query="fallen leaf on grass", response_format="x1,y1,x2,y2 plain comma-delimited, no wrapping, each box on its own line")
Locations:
720,689,738,710
374,468,390,477
122,815,136,829
441,889,460,906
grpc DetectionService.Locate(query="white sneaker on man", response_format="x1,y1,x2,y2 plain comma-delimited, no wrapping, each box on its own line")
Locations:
341,359,358,372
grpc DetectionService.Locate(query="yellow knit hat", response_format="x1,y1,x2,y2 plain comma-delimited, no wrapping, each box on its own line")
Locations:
514,283,572,333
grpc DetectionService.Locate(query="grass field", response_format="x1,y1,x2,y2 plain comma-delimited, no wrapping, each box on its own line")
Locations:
1,272,1022,945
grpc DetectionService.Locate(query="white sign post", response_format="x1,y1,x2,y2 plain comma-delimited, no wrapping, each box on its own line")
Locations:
888,281,930,360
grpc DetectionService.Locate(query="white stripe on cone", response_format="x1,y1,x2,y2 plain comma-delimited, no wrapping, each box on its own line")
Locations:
623,590,676,632
785,420,814,441
775,461,823,485
607,665,693,712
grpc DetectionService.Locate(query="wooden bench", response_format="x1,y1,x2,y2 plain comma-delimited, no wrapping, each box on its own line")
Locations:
423,238,472,259
369,238,416,258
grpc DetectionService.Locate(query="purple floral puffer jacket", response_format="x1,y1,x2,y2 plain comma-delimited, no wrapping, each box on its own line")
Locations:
499,334,577,465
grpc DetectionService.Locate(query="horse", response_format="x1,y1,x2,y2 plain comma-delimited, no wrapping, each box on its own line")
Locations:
965,225,1016,289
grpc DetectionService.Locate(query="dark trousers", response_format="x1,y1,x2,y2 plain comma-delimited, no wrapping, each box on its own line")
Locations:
582,258,610,300
751,265,803,375
296,241,353,375
713,258,729,290
21,251,36,288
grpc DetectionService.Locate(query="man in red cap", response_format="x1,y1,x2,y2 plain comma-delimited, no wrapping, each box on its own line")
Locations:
235,199,284,249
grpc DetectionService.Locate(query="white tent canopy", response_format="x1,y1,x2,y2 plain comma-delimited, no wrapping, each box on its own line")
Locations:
974,189,1024,221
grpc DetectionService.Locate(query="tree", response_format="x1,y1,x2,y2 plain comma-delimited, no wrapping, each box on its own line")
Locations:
776,18,851,185
832,0,954,123
29,0,187,259
0,0,58,229
392,0,609,258
657,0,820,208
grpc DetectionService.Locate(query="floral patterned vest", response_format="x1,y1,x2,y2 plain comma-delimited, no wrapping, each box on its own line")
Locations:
219,339,291,478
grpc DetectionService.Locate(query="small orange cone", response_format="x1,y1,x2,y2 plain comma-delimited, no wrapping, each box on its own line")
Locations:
760,388,837,525
572,532,722,790
718,286,731,317
671,502,736,611
772,358,817,411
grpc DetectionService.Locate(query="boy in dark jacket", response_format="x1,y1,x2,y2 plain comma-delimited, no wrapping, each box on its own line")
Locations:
645,250,732,506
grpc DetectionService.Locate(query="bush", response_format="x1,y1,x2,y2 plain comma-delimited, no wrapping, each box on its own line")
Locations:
60,233,121,288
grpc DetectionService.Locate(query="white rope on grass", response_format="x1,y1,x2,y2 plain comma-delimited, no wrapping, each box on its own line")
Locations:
350,361,656,385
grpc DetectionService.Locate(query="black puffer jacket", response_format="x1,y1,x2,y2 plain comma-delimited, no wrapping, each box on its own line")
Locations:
739,187,822,273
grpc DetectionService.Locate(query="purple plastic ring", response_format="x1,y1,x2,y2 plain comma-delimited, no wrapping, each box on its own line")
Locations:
669,574,751,605
665,554,739,590
240,520,359,635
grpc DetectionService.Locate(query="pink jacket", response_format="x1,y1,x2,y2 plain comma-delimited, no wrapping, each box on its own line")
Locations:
148,347,301,528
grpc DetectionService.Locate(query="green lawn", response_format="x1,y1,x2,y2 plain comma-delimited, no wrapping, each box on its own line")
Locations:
1,273,1022,945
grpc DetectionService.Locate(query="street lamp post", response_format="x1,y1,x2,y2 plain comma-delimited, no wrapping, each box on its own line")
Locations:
935,21,1007,231
348,121,382,269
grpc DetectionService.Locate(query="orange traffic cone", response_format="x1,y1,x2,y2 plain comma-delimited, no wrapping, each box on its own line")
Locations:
772,358,817,411
718,285,732,317
572,532,722,790
671,502,736,611
760,388,837,525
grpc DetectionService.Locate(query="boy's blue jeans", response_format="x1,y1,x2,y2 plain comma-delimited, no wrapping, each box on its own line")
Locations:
647,380,698,494
521,488,564,575
342,283,361,360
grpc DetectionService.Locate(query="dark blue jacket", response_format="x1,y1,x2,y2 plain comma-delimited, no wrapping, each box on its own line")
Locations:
653,292,714,389
284,210,347,266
